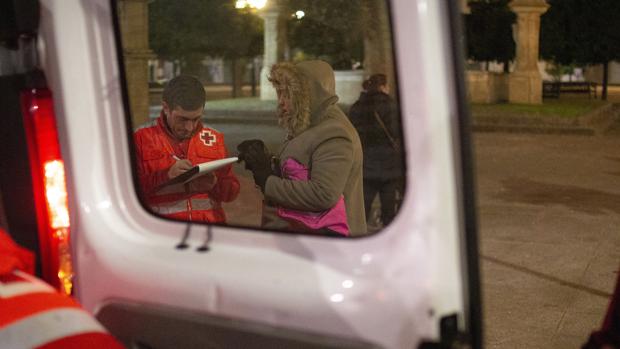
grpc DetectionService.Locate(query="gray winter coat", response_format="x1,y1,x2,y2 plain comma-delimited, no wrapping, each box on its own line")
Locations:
263,60,367,236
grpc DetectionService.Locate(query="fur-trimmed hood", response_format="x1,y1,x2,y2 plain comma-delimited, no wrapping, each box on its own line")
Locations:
269,60,339,137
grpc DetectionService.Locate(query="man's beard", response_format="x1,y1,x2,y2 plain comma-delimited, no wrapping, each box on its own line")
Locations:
174,127,195,141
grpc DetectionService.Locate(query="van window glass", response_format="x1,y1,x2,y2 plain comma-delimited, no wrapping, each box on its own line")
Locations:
115,0,406,237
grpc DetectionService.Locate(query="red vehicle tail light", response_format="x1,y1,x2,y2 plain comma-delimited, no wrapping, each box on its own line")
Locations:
21,87,73,295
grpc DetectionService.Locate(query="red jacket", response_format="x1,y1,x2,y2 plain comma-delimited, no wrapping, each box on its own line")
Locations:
0,228,125,348
134,115,240,223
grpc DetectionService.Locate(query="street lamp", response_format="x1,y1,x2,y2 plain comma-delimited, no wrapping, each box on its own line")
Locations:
234,0,268,97
235,0,267,10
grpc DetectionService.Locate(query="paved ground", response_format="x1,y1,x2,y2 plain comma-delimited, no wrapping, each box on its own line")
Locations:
475,86,620,349
474,131,620,348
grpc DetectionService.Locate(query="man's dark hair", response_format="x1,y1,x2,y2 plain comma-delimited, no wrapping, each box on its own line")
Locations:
162,75,206,110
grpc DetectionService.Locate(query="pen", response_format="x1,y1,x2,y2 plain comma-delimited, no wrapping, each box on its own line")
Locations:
172,155,181,161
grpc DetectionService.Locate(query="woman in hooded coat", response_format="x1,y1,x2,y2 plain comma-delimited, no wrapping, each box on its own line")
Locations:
238,60,367,237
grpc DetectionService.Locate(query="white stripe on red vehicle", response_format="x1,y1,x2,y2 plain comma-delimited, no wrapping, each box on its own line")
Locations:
0,308,108,349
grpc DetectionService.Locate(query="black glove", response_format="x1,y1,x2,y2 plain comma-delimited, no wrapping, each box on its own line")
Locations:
237,139,274,192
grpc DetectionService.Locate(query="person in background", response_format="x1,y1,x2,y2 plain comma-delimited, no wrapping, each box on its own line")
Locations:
348,73,404,229
237,60,366,237
582,265,620,349
0,227,125,348
134,75,239,223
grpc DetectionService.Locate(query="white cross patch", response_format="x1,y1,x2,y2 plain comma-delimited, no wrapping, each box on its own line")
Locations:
200,130,216,146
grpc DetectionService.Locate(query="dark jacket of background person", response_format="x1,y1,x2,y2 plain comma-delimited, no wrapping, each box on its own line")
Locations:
348,77,404,229
348,89,402,181
582,265,620,348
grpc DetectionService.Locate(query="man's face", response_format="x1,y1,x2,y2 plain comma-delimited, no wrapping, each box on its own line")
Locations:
163,102,203,140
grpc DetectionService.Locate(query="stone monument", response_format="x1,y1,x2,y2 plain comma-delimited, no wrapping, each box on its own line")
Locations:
508,0,549,104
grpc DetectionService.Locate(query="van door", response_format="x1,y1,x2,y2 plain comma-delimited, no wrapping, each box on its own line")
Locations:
37,0,481,348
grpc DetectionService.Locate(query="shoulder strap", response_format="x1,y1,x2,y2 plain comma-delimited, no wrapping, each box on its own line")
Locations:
373,111,399,151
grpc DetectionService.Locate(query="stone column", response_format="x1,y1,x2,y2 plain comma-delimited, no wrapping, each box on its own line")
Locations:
508,0,549,104
259,0,283,100
118,0,154,127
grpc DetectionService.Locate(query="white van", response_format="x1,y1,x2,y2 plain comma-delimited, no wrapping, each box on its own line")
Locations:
0,0,481,348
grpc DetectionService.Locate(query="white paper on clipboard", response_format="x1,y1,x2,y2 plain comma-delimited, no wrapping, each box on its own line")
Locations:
160,156,238,188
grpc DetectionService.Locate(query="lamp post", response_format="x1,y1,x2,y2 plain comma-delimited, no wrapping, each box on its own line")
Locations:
234,0,268,98
256,0,286,100
236,0,283,100
235,0,267,10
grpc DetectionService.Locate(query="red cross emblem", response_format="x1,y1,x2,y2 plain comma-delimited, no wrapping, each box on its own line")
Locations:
200,130,216,146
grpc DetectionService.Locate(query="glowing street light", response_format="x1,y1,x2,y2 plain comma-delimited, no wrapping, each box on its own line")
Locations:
294,10,305,19
235,0,267,9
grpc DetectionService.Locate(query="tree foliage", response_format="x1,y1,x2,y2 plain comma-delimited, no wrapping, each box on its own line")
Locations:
541,0,620,66
148,0,263,72
541,0,620,99
284,0,364,70
464,0,515,66
539,0,575,66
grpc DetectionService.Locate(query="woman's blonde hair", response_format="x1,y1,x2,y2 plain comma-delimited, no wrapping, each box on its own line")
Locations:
268,62,311,137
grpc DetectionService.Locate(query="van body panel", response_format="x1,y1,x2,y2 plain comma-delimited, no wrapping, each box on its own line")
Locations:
30,0,479,347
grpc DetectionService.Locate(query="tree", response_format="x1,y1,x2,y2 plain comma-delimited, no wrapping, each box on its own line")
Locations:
284,0,397,95
149,0,263,96
541,0,620,100
464,0,516,72
285,0,364,70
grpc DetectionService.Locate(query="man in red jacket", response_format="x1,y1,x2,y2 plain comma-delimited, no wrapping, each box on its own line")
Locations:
134,75,239,223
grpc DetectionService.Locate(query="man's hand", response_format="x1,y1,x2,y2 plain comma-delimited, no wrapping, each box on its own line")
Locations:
237,139,274,191
189,173,218,193
168,159,193,179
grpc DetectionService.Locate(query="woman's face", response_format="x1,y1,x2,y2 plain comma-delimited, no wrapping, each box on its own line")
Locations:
276,87,292,121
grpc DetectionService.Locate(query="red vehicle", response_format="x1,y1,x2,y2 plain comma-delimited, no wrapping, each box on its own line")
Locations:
0,227,124,348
